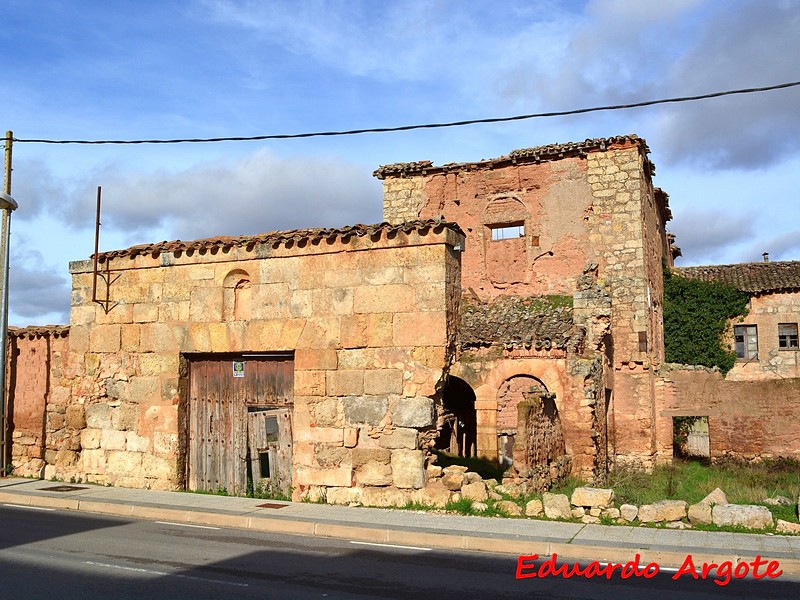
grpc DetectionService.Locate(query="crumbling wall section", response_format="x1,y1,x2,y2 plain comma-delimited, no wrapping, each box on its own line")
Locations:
656,366,800,460
380,169,427,223
6,327,70,477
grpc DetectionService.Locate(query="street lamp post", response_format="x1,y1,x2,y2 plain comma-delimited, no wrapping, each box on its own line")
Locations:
1,131,16,477
0,192,16,477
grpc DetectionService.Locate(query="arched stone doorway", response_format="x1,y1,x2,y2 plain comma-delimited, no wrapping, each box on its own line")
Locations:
435,376,477,458
496,375,570,489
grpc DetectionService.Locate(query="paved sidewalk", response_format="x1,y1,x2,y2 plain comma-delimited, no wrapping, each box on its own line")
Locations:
2,477,799,577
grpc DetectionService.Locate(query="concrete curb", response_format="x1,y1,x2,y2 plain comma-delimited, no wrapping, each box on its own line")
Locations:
2,488,800,579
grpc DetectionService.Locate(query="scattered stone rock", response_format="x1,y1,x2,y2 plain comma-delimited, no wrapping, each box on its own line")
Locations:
488,490,503,501
687,502,713,525
701,487,728,506
764,495,792,506
442,465,469,474
581,515,601,524
712,504,774,530
426,465,443,478
496,500,523,516
472,501,488,512
465,472,483,484
589,507,602,517
414,480,451,508
502,482,527,498
666,521,691,530
570,486,615,508
571,507,585,518
525,499,543,517
442,472,466,491
776,519,800,534
637,500,687,523
461,481,488,502
620,504,639,522
543,492,572,520
603,507,620,519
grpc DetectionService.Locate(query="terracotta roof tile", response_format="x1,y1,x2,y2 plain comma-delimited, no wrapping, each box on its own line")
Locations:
675,261,800,294
373,134,651,179
96,219,463,261
8,325,69,339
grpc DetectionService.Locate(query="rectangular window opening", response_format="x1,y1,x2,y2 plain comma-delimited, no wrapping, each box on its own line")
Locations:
778,323,799,350
258,452,271,478
734,324,758,360
490,223,525,241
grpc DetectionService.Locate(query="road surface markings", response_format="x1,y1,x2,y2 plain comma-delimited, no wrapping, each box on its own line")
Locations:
155,521,220,530
85,561,249,587
2,503,55,511
350,541,431,551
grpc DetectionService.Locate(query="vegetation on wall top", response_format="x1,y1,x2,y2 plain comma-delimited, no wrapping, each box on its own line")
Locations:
663,267,749,374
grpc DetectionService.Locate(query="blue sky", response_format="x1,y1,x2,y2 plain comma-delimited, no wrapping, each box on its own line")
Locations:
2,0,799,326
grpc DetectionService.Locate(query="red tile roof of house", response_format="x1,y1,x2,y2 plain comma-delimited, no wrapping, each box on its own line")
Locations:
675,261,800,294
8,325,69,339
373,134,651,179
96,219,463,261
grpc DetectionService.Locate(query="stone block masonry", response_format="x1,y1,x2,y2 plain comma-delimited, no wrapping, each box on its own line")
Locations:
48,221,464,500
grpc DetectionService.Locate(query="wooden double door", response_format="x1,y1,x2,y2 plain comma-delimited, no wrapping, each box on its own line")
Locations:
187,354,294,496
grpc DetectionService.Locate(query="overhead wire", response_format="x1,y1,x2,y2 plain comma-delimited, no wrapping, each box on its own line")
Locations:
11,80,800,145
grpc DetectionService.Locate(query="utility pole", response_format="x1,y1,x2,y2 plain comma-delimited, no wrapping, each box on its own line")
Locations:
0,131,18,477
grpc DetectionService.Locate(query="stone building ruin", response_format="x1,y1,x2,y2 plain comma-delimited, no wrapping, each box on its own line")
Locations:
4,134,800,503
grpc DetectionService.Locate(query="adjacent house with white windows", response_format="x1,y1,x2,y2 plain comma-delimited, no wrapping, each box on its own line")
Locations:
676,260,800,381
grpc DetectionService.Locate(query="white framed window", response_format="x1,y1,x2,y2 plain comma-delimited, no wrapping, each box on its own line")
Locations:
779,323,799,350
734,324,758,360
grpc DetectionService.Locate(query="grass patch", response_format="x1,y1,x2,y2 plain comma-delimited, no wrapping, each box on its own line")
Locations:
608,458,800,512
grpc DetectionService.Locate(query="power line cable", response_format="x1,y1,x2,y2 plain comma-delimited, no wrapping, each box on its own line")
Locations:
12,80,800,145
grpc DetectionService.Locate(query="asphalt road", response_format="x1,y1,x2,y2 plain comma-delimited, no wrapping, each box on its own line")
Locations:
1,504,798,599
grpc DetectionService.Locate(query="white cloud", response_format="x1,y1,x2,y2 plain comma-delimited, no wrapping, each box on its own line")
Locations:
670,208,756,266
8,244,70,326
17,149,383,244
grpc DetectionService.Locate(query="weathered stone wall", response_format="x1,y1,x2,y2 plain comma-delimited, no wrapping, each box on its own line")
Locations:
377,138,670,475
6,327,70,477
656,366,800,460
382,174,427,223
726,291,800,381
449,352,603,480
56,222,463,498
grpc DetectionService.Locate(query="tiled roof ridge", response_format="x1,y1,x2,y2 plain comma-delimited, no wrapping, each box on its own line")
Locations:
8,325,70,339
96,219,463,261
675,260,800,294
373,134,649,179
